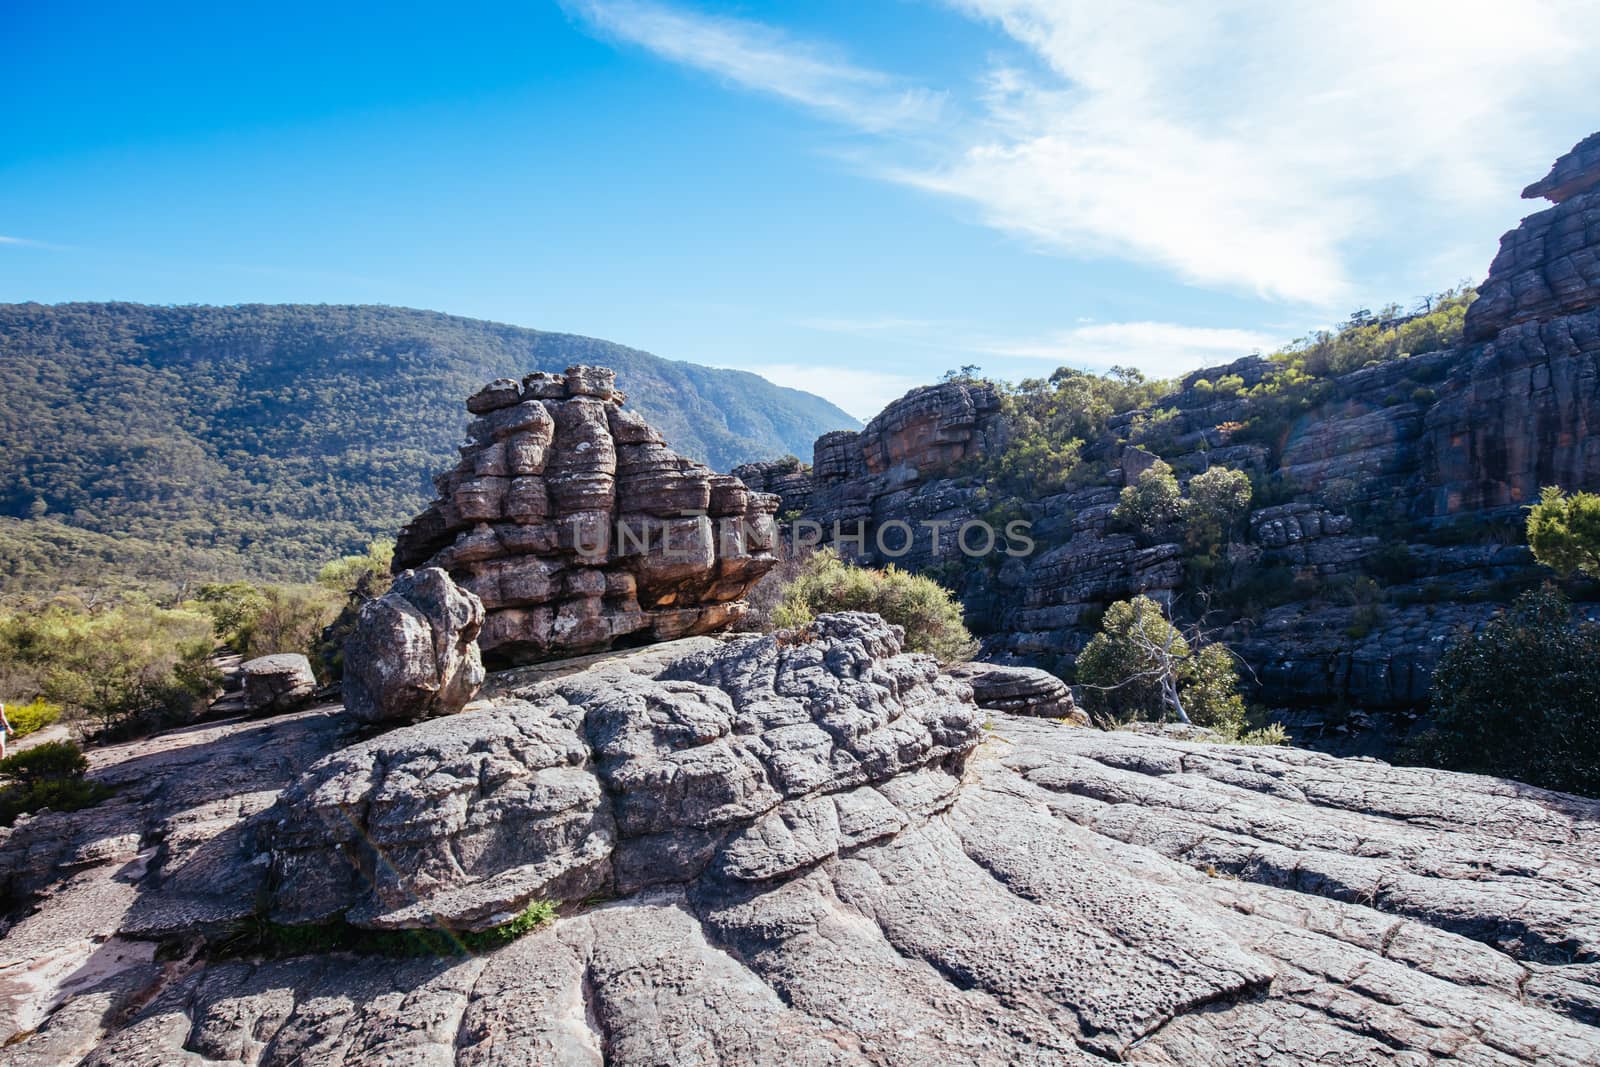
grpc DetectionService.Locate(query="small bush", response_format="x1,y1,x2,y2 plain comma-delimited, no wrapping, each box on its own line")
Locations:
218,899,557,960
1113,459,1185,537
1,600,218,732
771,550,977,662
5,697,62,737
1527,486,1600,580
1185,466,1252,550
1074,596,1247,734
1235,723,1290,746
0,739,110,826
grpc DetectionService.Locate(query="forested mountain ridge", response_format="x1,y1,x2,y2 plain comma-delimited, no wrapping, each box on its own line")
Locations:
0,302,854,589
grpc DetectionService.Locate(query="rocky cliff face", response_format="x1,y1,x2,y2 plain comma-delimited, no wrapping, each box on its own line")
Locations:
759,135,1600,737
4,618,1599,1065
394,366,780,664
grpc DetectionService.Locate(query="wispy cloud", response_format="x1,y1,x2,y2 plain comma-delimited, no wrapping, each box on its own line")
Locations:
563,1,944,132
0,235,57,249
729,362,925,420
975,321,1279,378
570,0,1600,309
907,0,1597,305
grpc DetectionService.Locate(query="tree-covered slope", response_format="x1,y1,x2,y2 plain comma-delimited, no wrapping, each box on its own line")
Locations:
0,302,854,587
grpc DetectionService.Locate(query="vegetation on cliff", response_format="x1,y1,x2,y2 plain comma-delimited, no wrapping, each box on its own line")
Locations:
1417,585,1600,796
1073,594,1286,744
1527,487,1600,580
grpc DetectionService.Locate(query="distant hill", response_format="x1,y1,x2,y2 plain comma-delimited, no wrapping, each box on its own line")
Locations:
0,302,855,590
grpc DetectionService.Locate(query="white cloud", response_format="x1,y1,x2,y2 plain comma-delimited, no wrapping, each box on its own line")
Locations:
730,362,924,421
0,235,40,246
918,0,1597,305
977,321,1280,378
571,0,1600,308
563,1,943,132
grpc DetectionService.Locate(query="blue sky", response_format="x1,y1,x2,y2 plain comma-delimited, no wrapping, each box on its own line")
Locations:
4,1,1597,419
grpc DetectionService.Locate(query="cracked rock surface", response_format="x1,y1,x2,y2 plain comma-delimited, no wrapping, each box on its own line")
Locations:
3,615,1599,1064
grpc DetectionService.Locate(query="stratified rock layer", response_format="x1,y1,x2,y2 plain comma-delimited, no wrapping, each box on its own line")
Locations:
1465,131,1600,342
238,654,316,714
752,136,1600,725
6,629,1599,1064
393,366,779,664
261,613,981,930
948,661,1085,723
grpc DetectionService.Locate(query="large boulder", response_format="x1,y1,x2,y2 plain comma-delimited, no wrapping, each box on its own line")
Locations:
238,653,317,713
947,661,1085,723
391,365,779,665
260,612,983,930
341,567,486,724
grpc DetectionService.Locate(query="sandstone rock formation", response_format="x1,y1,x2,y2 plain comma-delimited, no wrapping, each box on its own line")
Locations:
393,366,780,664
4,623,1599,1064
1466,131,1600,341
262,612,980,930
341,567,487,724
238,654,316,713
748,137,1600,730
948,660,1085,723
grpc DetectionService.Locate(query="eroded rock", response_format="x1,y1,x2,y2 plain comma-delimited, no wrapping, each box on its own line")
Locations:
393,365,779,664
7,635,1600,1064
947,661,1085,723
238,654,316,714
341,566,486,724
258,612,983,929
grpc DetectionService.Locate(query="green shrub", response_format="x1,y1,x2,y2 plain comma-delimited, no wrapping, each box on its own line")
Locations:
1345,603,1386,640
1112,460,1185,537
0,600,218,731
1185,466,1252,550
975,366,1168,495
0,739,110,826
1074,596,1246,734
5,697,61,737
316,538,396,595
1236,723,1290,746
1410,585,1600,796
189,582,271,651
235,584,342,664
771,550,977,662
0,738,88,783
218,899,557,960
1270,287,1474,378
1527,486,1600,580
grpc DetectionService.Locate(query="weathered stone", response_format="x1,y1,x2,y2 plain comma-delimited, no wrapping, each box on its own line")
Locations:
395,366,778,664
465,377,522,414
238,653,316,713
257,612,983,925
341,567,486,724
947,661,1085,723
1523,130,1600,204
9,629,1600,1064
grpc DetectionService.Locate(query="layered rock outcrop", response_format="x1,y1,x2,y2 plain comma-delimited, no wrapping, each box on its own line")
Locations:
947,661,1085,722
261,613,981,930
393,366,779,664
752,136,1600,728
1465,132,1600,342
5,628,1600,1065
238,654,316,713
